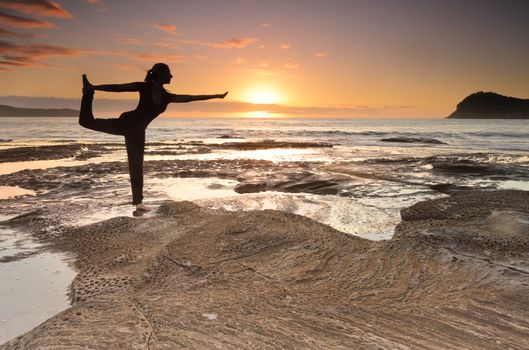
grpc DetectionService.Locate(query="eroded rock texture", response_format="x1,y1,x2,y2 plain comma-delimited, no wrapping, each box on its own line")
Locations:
2,190,529,349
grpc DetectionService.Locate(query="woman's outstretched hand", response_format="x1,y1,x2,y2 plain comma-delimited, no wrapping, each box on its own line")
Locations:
218,91,228,99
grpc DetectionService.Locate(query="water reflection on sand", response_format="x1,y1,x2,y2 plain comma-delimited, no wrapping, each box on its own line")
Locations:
0,227,76,344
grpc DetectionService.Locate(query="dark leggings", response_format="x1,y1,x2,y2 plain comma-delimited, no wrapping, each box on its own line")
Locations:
79,93,145,205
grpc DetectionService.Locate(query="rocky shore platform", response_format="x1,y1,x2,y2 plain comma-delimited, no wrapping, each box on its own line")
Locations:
1,190,529,349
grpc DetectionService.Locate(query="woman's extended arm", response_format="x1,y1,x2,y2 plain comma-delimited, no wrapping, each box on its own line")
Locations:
94,82,143,92
170,91,228,103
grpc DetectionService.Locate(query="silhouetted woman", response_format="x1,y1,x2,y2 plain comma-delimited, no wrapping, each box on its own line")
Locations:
79,63,227,211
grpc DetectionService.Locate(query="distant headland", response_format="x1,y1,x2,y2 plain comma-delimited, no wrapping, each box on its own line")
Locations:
0,104,78,117
448,92,529,119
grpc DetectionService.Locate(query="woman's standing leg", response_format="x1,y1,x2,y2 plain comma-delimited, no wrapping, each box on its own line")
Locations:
125,130,146,205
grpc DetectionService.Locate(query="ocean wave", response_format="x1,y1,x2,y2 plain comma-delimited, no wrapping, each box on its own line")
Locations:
465,131,529,138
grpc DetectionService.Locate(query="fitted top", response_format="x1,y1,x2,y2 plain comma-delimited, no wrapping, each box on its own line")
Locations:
120,82,172,130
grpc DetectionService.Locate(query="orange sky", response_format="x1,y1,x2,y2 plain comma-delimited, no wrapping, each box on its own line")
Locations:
1,0,529,118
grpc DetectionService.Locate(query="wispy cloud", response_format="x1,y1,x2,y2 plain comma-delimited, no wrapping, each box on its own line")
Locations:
84,48,186,63
118,36,180,50
115,63,145,71
284,62,298,69
315,51,328,58
0,26,16,36
153,23,179,34
0,26,33,37
261,22,272,28
0,11,55,28
241,67,278,77
178,37,258,49
133,51,185,63
0,0,72,18
213,37,258,49
0,40,79,69
85,0,108,12
279,43,291,49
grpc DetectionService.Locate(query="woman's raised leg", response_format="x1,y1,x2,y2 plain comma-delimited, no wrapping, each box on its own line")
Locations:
79,75,125,136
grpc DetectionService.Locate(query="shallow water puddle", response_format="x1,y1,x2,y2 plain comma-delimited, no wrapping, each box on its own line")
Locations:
0,227,76,344
0,152,124,176
145,147,329,163
0,159,87,176
498,180,529,191
149,177,239,201
71,177,240,226
0,186,36,200
198,192,405,241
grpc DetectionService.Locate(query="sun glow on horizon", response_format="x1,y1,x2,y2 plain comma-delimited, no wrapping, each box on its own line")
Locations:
240,111,285,119
244,88,282,105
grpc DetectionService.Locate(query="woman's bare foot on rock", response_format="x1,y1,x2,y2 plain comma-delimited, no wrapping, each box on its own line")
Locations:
135,203,152,212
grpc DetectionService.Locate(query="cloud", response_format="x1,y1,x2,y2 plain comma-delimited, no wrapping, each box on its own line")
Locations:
83,47,186,64
133,51,185,63
261,22,271,28
240,67,278,77
178,37,258,49
0,26,16,36
0,40,79,69
315,51,328,58
118,36,180,50
76,45,189,66
0,0,72,18
85,0,108,12
212,37,258,49
153,23,179,34
0,40,187,71
279,43,291,49
0,11,55,28
0,26,33,37
115,63,145,71
284,62,298,69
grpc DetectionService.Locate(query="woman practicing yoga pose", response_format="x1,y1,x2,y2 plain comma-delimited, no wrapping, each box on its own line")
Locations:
79,63,227,211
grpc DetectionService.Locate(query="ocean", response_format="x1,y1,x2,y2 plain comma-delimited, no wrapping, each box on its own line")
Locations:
2,117,529,151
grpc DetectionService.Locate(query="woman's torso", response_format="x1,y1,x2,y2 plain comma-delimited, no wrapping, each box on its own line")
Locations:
120,82,171,129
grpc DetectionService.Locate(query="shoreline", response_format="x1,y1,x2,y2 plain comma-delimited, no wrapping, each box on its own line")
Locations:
1,190,529,348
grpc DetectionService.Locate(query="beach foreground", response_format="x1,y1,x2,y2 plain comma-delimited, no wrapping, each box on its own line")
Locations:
1,190,528,349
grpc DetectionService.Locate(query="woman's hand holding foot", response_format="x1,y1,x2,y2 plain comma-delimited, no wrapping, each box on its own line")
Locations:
82,74,94,95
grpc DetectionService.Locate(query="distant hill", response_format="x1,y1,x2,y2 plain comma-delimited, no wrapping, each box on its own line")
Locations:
0,104,79,117
448,92,529,119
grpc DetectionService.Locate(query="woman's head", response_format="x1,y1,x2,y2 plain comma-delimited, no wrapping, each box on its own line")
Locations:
145,63,172,84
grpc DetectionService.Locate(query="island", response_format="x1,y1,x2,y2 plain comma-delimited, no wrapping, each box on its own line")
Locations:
0,104,79,118
448,91,529,119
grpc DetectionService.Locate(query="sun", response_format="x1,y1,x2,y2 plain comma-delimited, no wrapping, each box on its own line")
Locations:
245,88,281,105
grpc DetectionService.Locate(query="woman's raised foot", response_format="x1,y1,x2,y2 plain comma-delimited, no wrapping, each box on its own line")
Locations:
82,74,94,95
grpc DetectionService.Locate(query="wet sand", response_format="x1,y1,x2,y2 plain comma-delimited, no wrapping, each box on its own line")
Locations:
0,190,528,349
